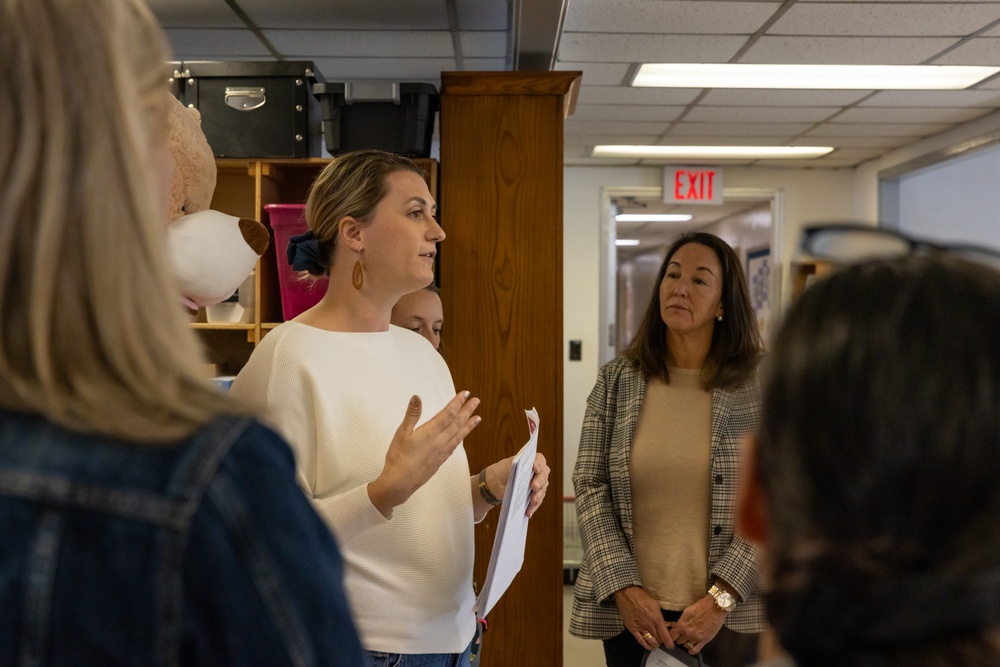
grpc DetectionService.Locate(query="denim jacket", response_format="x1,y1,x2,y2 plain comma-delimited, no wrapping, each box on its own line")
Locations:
0,409,368,667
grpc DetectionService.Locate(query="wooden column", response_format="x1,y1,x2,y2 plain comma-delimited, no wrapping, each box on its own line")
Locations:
439,71,580,667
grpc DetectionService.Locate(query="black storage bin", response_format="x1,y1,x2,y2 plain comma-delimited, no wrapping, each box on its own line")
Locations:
312,82,438,158
178,61,325,158
167,61,184,101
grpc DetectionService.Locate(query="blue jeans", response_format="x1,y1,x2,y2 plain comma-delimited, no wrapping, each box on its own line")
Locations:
366,643,472,667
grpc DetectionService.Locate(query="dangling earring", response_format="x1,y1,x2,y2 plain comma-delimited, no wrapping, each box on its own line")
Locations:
352,251,364,290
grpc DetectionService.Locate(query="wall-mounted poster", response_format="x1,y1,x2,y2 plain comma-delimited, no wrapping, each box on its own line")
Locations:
746,246,770,340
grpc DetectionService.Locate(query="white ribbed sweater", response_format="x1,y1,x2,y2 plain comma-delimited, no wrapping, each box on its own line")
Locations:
231,322,477,654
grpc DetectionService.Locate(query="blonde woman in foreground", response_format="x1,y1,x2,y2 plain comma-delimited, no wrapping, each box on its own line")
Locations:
0,0,367,664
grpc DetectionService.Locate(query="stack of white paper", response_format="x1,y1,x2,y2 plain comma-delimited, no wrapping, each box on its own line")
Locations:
473,408,540,618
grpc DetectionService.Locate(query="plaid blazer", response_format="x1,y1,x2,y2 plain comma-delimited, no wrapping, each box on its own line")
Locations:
569,355,766,639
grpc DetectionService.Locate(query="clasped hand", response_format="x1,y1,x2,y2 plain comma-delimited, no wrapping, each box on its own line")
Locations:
615,587,727,655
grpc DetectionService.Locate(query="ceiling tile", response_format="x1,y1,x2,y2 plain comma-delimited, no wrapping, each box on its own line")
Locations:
861,89,1000,107
832,107,992,124
572,105,687,122
824,148,894,161
760,158,868,168
555,61,632,86
264,30,453,58
564,146,595,158
565,120,671,134
740,36,956,64
770,3,1000,37
668,122,814,137
558,33,746,63
685,106,840,123
972,75,1000,90
457,31,508,58
239,0,450,29
932,37,1000,65
310,57,456,82
804,122,948,137
457,58,507,71
814,136,909,148
700,89,871,106
147,0,245,28
577,86,702,105
163,29,271,58
563,134,662,146
564,156,645,166
563,0,782,34
455,0,509,30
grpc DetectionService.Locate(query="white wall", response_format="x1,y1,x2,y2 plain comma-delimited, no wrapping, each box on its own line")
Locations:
562,165,856,496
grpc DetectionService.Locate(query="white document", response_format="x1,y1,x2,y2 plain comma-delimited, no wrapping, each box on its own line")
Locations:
473,408,540,618
641,647,696,667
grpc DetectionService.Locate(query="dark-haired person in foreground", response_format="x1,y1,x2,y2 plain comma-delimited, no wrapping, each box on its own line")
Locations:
740,244,1000,667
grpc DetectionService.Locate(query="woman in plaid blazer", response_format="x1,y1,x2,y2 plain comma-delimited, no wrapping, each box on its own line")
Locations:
570,233,765,667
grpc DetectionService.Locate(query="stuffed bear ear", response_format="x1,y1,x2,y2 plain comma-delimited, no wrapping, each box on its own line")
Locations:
166,95,216,222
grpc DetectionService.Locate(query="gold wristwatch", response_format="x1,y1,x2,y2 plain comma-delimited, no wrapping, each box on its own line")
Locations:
708,584,736,613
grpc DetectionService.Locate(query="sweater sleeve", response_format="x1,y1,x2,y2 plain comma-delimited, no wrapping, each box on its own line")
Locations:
231,331,390,545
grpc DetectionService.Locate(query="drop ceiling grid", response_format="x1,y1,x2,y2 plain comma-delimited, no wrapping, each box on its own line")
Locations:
147,0,1000,168
561,0,1000,166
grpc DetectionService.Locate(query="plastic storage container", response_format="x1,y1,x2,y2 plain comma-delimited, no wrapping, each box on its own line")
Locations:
312,82,438,157
264,204,328,320
175,61,325,158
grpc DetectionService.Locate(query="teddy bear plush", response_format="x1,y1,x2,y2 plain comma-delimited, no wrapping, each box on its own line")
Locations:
164,95,269,309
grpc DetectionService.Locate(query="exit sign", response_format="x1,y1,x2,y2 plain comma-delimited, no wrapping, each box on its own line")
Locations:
664,167,724,205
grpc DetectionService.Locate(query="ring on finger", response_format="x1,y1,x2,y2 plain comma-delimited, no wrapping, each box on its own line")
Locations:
642,632,655,642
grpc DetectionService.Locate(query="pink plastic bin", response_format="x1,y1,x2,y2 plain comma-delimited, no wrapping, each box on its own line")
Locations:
265,204,329,320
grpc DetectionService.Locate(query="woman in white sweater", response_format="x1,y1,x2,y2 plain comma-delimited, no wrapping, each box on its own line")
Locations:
232,150,549,667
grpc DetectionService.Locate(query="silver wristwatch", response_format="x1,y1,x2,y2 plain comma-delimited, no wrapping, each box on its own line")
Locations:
708,584,736,613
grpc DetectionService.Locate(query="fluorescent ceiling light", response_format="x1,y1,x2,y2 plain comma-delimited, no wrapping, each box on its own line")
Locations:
616,239,641,246
593,145,833,159
616,214,694,223
632,63,1000,90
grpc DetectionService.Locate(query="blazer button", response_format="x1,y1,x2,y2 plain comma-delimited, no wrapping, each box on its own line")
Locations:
715,475,724,484
714,525,722,535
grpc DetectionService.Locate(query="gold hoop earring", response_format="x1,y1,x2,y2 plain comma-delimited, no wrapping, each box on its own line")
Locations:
352,256,364,290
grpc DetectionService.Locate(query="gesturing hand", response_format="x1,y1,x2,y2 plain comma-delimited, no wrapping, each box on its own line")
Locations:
368,391,481,517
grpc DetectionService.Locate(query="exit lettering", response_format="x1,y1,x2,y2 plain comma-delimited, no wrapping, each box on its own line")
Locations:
674,170,715,201
663,166,724,205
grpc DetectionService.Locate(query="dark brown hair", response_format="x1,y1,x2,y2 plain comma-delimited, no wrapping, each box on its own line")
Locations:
624,232,762,389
